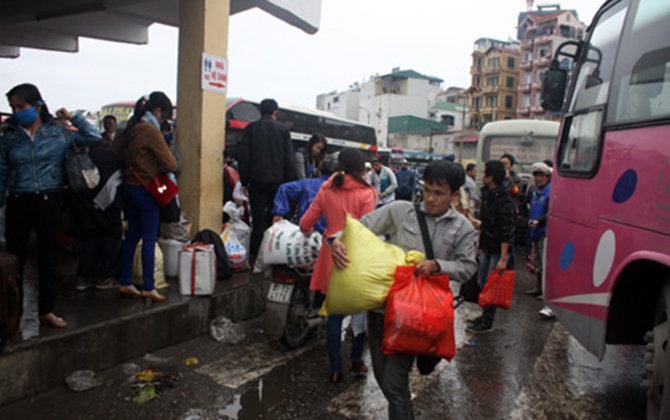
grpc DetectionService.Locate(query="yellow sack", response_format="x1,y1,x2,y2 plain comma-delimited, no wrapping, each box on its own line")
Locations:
133,240,168,290
319,214,407,316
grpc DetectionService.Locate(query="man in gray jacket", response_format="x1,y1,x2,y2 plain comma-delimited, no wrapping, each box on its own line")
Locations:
332,160,478,420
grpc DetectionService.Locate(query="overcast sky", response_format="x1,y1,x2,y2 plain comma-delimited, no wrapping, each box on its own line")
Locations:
0,0,601,114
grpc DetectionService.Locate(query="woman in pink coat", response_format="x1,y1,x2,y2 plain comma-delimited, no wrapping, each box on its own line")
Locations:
300,148,377,384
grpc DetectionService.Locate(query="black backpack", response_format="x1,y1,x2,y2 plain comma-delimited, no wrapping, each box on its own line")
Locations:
192,229,233,280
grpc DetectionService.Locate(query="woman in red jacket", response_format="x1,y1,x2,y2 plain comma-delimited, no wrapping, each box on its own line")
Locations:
300,148,377,383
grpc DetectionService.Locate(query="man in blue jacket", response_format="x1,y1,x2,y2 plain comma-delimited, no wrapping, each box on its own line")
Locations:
271,153,337,234
394,159,415,201
526,162,554,319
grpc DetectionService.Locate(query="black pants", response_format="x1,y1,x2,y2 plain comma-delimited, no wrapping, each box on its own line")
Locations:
5,192,62,316
248,183,280,257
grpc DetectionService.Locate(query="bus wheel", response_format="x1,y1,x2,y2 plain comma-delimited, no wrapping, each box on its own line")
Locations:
644,279,670,420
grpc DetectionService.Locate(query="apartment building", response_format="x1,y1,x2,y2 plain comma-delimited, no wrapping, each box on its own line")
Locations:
469,38,521,129
516,5,585,120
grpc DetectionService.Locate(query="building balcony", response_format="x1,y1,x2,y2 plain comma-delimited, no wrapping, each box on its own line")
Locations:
481,85,500,93
517,106,530,114
536,56,551,67
483,64,502,74
470,65,483,74
531,105,545,113
480,106,498,113
521,39,533,49
535,34,553,44
532,81,542,90
520,61,532,70
519,83,532,93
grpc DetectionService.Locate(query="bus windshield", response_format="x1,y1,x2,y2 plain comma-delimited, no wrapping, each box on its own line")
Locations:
477,120,559,176
98,102,134,130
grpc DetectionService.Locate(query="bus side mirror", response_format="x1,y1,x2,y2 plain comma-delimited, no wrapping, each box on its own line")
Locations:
541,60,567,111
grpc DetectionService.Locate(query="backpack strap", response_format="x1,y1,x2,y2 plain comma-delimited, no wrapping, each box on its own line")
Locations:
415,202,434,260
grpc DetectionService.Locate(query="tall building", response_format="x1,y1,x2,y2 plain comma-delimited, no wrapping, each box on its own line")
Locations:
516,4,585,120
469,38,521,129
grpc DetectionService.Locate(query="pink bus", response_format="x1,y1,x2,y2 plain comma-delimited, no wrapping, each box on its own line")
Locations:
541,0,670,417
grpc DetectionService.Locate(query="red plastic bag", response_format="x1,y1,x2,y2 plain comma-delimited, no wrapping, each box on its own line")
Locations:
382,265,456,361
478,269,515,310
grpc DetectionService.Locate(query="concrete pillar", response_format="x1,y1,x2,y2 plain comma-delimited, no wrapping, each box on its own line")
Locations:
176,0,229,233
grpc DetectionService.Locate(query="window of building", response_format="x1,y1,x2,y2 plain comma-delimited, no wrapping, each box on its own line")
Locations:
474,97,482,110
523,96,531,107
485,95,498,107
487,76,499,86
508,57,516,69
524,52,533,62
333,96,339,103
488,57,501,67
538,46,550,58
506,76,515,88
473,75,481,86
536,70,546,82
441,115,455,126
524,73,533,84
505,95,513,108
535,92,541,106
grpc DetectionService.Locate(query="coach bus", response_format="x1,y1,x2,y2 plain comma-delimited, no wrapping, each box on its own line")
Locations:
475,119,560,190
225,98,378,158
541,0,670,418
98,101,135,130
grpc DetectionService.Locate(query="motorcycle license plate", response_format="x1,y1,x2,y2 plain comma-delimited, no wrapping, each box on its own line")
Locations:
267,283,293,304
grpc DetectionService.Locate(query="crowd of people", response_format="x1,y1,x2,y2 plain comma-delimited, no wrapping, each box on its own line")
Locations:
1,88,554,419
230,98,555,419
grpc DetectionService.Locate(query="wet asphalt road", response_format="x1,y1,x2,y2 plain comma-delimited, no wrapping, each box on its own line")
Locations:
0,267,646,420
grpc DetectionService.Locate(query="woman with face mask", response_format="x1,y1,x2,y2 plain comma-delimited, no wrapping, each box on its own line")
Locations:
0,83,102,328
108,92,178,302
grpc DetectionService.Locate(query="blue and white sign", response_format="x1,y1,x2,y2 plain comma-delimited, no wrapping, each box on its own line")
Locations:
202,52,228,94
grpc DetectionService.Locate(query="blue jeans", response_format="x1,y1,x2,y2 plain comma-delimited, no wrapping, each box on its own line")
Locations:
120,185,160,291
327,314,367,373
477,247,515,327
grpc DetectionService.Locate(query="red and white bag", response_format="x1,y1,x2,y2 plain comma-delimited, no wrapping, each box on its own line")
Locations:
178,243,216,296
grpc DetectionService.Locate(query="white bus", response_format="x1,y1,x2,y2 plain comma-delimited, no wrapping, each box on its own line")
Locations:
475,119,560,189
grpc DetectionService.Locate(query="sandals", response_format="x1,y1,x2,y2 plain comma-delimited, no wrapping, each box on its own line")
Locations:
140,289,165,302
119,285,141,298
39,313,67,328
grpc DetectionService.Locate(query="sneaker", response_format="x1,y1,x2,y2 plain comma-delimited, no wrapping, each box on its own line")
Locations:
95,277,120,290
539,306,555,318
466,322,493,333
75,277,93,291
467,316,483,327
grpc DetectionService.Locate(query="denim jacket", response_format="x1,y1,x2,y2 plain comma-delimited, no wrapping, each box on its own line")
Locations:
0,113,102,203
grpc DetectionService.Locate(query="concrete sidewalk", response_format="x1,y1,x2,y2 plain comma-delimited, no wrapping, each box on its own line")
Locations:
0,239,267,406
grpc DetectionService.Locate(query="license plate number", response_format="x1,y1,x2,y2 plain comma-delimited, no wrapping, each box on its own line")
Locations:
267,283,293,304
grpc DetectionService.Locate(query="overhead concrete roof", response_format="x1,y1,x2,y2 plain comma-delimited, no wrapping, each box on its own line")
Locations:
0,0,322,58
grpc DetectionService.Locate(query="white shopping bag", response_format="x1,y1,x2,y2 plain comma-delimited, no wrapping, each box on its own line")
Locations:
179,243,216,296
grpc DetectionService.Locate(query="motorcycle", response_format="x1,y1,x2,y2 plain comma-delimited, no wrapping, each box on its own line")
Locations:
265,265,326,348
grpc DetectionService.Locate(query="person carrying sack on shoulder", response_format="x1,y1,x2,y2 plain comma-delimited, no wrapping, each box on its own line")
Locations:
108,92,177,302
331,160,478,420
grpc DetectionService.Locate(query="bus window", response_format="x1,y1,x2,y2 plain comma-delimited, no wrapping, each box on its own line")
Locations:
609,0,670,123
558,1,628,175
